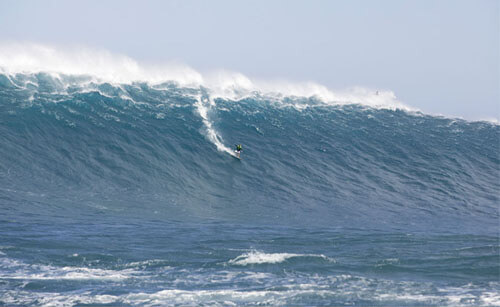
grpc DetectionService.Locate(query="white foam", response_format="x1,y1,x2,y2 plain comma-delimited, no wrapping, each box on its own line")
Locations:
0,290,119,307
6,265,137,281
478,118,500,125
194,95,236,156
0,42,203,86
124,259,169,268
480,291,500,306
4,285,499,307
0,42,411,111
227,250,333,265
201,69,411,111
0,256,138,281
1,267,498,307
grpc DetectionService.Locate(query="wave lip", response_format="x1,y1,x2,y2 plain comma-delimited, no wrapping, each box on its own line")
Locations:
0,42,412,111
0,42,204,86
227,250,334,266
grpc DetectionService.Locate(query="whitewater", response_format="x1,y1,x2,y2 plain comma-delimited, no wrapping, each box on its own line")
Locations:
0,45,499,306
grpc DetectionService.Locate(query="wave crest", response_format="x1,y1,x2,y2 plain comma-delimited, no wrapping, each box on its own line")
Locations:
227,250,334,265
0,42,410,110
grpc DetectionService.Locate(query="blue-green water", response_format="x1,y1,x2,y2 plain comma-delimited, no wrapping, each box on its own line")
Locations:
0,72,499,306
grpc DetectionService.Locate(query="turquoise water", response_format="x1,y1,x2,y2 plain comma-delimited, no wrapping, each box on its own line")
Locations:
0,72,499,306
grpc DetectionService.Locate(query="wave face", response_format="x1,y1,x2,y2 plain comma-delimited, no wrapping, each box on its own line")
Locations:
1,71,498,232
1,71,499,306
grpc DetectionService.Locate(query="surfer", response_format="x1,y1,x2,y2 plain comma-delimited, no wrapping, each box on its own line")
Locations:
235,144,242,158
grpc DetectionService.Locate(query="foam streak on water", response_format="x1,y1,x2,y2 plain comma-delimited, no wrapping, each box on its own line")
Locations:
194,95,235,156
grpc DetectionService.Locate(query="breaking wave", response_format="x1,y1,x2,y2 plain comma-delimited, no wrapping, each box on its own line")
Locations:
227,250,334,265
0,57,498,233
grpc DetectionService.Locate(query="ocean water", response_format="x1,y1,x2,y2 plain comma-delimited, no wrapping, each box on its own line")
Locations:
0,71,499,306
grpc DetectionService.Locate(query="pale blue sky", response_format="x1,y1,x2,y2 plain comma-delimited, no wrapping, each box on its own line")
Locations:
1,0,498,120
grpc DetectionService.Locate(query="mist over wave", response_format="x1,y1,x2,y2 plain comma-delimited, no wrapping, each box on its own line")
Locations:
0,42,408,110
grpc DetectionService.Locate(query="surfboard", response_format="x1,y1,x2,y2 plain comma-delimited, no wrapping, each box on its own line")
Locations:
233,150,241,160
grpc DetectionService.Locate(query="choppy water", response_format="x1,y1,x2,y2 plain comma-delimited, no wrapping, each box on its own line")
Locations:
0,71,499,306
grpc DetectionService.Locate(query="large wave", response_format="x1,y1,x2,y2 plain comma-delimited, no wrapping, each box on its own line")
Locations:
0,44,498,234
